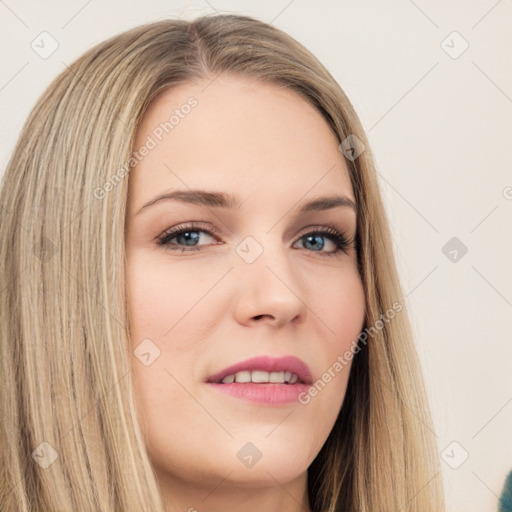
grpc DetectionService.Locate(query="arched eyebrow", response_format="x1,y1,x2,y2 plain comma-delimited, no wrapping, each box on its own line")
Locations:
135,189,357,216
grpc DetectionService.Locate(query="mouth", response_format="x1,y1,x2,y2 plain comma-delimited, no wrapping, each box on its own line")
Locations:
205,356,313,406
209,370,305,385
205,355,313,386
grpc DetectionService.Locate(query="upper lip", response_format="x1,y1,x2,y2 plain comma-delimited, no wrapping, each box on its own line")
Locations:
206,355,313,385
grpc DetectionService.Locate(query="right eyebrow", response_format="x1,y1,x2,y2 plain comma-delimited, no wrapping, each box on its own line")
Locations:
136,189,241,215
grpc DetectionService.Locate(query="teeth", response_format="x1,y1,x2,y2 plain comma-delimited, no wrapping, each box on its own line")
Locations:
233,370,251,383
220,370,300,384
269,371,285,383
252,370,269,383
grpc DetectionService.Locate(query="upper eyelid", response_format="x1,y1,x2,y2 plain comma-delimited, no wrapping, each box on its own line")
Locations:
157,222,353,246
159,222,348,238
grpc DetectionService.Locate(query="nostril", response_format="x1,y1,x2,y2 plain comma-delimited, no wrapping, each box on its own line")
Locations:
253,314,273,321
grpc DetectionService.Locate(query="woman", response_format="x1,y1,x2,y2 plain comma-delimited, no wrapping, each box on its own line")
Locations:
0,14,445,511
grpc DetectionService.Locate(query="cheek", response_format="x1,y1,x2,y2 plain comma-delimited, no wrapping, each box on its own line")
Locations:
333,274,366,343
296,264,365,405
310,266,365,394
126,250,211,343
306,262,366,349
127,252,174,330
126,251,217,437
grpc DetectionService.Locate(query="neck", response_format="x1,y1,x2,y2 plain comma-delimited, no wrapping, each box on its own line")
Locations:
158,468,312,512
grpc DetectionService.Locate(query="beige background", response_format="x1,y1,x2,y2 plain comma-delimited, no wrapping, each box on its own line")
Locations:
1,1,511,510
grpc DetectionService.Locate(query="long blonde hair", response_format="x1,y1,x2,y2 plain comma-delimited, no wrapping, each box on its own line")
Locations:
0,14,445,511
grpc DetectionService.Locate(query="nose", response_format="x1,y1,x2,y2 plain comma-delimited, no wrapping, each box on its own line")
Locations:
231,237,309,328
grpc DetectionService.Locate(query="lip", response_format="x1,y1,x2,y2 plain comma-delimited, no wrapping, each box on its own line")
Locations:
206,381,311,406
205,355,313,385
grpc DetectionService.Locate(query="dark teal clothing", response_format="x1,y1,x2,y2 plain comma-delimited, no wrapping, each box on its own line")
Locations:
499,470,512,512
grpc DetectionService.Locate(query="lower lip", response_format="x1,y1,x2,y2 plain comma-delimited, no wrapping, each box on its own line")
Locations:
206,382,310,405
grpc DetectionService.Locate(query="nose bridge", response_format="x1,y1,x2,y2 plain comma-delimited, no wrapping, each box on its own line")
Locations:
235,229,292,281
231,229,308,325
232,207,286,265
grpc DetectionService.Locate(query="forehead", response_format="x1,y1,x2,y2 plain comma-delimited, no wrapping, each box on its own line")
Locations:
128,74,354,213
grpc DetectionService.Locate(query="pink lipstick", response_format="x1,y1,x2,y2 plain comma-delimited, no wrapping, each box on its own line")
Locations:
205,355,313,406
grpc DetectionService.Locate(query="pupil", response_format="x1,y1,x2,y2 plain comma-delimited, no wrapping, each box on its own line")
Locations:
179,231,199,246
306,234,324,251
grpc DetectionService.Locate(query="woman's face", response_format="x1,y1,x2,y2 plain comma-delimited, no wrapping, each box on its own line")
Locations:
125,74,366,504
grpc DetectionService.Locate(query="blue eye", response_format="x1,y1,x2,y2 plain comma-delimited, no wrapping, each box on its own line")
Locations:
295,229,351,255
156,221,220,252
156,221,354,256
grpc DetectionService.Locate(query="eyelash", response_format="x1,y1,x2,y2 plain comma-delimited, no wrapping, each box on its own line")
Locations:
156,221,355,257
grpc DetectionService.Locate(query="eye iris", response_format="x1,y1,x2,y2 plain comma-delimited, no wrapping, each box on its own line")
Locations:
176,231,200,246
304,234,325,251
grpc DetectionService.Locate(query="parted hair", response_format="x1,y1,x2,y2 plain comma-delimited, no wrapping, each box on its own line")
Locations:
0,14,445,511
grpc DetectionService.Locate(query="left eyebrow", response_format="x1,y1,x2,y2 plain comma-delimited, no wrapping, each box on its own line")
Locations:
135,189,357,216
298,195,357,214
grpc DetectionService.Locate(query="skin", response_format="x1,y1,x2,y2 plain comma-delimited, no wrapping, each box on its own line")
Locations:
125,73,366,512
